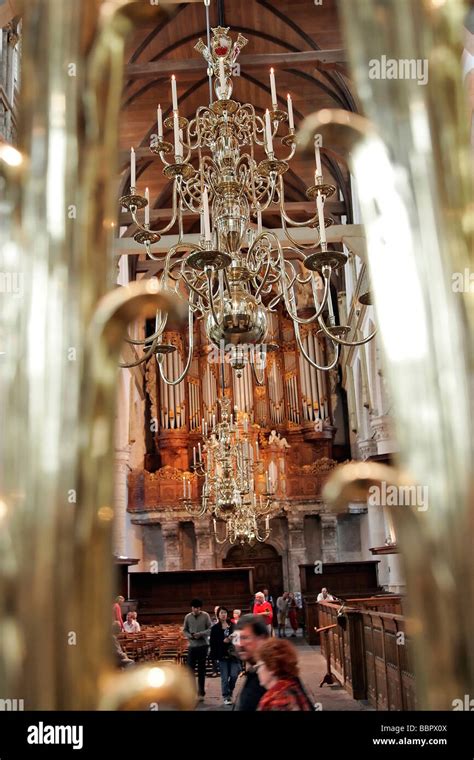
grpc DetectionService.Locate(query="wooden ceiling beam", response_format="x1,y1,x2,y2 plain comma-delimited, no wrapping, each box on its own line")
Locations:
124,49,347,79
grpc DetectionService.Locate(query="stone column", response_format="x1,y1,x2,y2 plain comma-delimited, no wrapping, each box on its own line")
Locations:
161,520,181,571
387,553,406,593
287,514,306,593
194,519,215,570
357,436,377,461
371,414,397,456
366,503,389,587
113,445,131,557
320,513,338,562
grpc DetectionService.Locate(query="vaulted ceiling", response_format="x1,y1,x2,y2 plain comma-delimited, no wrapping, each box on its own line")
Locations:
118,0,358,274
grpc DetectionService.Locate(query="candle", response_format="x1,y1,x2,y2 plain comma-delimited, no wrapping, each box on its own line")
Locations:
287,94,294,130
171,74,178,111
315,139,322,177
266,472,270,491
173,111,181,157
317,190,326,245
198,441,202,460
130,147,136,188
193,447,196,467
264,109,273,155
244,417,249,433
145,187,150,225
202,187,211,242
157,104,163,139
219,57,226,93
187,480,191,499
269,68,277,108
183,477,186,498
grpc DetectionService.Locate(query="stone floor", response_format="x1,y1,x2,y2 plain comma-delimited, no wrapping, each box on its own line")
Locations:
195,631,372,712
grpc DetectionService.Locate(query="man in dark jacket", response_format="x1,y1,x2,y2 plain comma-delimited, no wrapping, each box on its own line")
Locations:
183,598,212,701
233,615,269,711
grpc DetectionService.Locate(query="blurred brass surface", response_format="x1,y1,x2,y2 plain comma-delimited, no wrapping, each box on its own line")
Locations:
0,1,176,710
99,662,197,711
301,0,473,708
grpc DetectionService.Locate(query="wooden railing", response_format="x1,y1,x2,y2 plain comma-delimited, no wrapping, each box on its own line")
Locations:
317,600,416,710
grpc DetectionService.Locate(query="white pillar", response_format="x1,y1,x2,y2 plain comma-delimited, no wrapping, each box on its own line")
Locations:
113,446,131,557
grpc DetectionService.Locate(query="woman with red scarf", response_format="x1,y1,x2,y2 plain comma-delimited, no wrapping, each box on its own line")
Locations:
256,638,314,711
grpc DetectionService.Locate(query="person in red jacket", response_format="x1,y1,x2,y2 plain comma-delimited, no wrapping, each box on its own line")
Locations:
252,592,273,634
113,595,125,630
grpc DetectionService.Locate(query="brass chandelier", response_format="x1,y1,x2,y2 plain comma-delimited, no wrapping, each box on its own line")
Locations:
118,26,376,383
181,395,275,544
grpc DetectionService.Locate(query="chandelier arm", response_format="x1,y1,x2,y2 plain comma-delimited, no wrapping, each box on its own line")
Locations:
163,242,202,285
213,521,228,545
278,176,319,229
180,116,200,152
252,111,266,148
144,241,163,262
279,138,297,163
180,270,210,306
251,360,265,386
260,174,279,211
317,316,377,347
282,276,329,326
124,310,167,345
294,321,340,371
130,180,179,236
267,292,283,311
254,257,272,300
118,334,160,369
281,213,320,251
157,307,194,385
205,267,224,329
177,176,201,215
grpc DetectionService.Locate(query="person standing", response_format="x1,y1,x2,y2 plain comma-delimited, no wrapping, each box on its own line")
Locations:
183,598,212,702
263,587,276,635
233,615,269,711
288,592,299,637
210,604,220,677
252,592,273,634
112,595,125,631
276,592,289,637
210,607,241,706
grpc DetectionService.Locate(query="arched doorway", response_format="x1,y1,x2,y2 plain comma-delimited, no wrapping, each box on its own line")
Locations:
223,543,283,600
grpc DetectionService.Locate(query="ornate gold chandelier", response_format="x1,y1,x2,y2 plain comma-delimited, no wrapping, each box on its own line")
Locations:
181,395,275,544
118,25,375,383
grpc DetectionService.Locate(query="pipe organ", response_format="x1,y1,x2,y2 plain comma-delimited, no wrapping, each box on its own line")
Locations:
147,310,338,472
